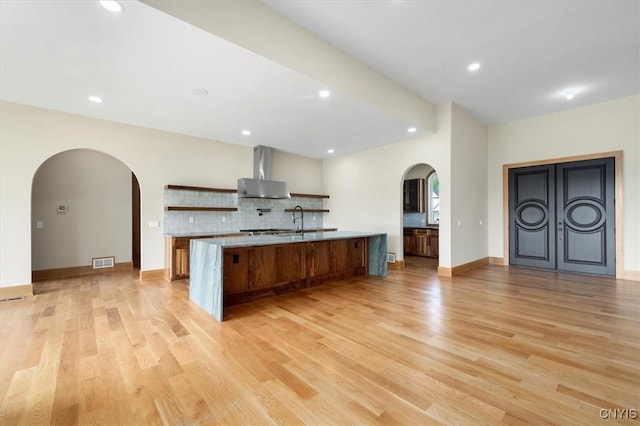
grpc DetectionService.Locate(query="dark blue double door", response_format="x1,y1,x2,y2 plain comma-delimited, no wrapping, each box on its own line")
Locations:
508,157,615,276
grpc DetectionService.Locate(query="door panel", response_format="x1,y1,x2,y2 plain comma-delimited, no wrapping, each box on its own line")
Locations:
556,158,615,276
509,165,556,269
509,157,615,276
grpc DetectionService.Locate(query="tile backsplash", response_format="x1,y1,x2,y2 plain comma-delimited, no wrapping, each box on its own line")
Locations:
163,188,325,234
403,212,426,227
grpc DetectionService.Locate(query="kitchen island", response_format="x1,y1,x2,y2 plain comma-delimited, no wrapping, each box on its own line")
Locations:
164,228,337,280
189,231,387,321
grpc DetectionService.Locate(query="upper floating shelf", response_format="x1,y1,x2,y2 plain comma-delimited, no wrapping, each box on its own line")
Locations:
165,184,329,199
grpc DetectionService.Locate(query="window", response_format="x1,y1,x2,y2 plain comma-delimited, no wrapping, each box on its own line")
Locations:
428,172,439,224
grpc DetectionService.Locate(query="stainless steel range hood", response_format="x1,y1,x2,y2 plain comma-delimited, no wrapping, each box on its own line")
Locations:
237,146,291,199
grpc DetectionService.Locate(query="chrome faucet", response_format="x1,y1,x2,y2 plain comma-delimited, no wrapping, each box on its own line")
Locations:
292,205,304,238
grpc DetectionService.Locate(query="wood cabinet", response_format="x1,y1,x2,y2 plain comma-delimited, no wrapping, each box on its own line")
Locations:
223,244,306,295
222,237,366,302
223,248,250,294
403,179,425,213
165,234,244,280
414,231,429,256
403,228,439,258
309,238,365,283
403,230,414,255
427,232,439,257
173,237,191,279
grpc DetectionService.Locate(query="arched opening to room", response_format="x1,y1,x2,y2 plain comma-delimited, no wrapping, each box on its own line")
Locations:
401,163,439,270
31,149,140,283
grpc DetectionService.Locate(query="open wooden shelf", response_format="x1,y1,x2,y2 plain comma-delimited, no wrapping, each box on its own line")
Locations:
166,185,330,199
290,193,330,199
165,206,237,212
284,209,330,213
165,185,237,193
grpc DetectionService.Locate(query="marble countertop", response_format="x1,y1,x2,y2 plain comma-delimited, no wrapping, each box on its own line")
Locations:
193,230,386,248
404,225,439,230
164,231,245,238
165,228,336,238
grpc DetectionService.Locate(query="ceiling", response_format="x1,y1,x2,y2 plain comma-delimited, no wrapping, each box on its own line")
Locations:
264,0,639,125
1,1,638,159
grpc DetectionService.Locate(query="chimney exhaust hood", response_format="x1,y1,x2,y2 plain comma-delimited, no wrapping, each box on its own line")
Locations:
237,146,291,199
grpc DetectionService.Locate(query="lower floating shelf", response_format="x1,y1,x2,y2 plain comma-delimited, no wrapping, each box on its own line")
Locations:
165,206,237,212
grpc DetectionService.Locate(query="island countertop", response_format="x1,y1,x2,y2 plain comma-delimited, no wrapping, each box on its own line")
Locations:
403,225,439,230
163,228,338,238
189,231,388,321
195,230,386,248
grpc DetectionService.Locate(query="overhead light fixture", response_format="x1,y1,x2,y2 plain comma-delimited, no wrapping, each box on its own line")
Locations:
565,92,575,100
327,149,335,154
467,62,480,72
408,127,417,133
99,1,124,13
242,130,251,136
318,90,331,98
189,88,208,96
88,95,103,103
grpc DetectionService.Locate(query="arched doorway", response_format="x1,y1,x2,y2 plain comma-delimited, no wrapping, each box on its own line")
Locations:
31,149,140,281
402,163,439,270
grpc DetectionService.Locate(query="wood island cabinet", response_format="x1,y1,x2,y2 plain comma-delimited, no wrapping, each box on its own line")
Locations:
223,249,249,294
403,228,439,258
223,244,306,295
309,238,365,282
222,238,366,298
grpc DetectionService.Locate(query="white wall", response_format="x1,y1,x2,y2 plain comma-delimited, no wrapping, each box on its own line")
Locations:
488,95,640,275
31,149,132,270
323,102,490,269
450,104,489,265
272,151,324,194
323,103,452,265
0,101,324,287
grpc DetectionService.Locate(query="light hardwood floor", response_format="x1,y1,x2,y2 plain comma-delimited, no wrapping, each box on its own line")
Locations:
1,258,638,425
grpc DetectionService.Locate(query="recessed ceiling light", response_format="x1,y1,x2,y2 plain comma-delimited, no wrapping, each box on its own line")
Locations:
88,95,103,103
467,62,481,71
408,127,417,133
242,130,251,136
189,88,209,96
318,90,331,98
556,86,585,101
327,149,335,154
99,1,124,13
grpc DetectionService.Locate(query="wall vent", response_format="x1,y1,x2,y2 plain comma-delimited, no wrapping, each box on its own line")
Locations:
387,253,396,263
93,256,115,269
0,296,24,303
